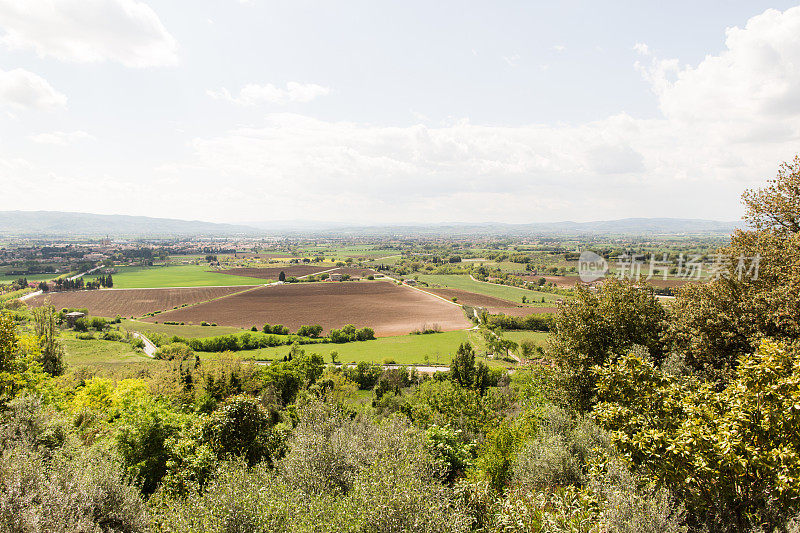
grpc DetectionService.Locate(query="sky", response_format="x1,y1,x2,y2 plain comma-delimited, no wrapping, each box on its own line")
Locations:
1,1,800,225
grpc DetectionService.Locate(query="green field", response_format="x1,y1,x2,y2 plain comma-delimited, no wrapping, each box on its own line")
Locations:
502,331,550,348
62,333,152,367
416,274,561,305
1,273,66,283
222,330,507,367
120,319,245,339
111,264,267,288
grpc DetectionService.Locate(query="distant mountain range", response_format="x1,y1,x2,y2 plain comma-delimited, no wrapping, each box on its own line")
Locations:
0,211,258,237
0,211,742,237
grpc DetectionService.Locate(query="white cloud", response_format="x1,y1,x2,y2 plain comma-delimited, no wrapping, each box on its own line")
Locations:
207,82,330,106
639,6,800,127
633,42,649,56
0,67,66,110
165,6,800,223
502,54,520,67
0,0,178,67
552,44,565,52
29,130,94,145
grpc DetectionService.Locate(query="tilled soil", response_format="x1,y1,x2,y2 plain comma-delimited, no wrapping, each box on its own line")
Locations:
26,286,255,318
141,281,471,336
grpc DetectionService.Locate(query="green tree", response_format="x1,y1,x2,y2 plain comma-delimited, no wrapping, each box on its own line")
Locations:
450,342,475,388
278,271,286,282
31,304,64,376
594,340,800,531
668,156,800,384
201,395,277,466
0,312,19,374
550,278,667,411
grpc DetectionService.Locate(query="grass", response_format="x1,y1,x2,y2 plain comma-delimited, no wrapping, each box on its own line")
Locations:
120,319,245,339
1,273,64,283
61,333,152,367
502,331,550,348
416,274,561,305
110,264,267,288
219,329,510,367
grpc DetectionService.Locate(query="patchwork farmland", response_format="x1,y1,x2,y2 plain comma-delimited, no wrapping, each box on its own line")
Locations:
215,265,331,279
26,286,256,318
141,280,471,336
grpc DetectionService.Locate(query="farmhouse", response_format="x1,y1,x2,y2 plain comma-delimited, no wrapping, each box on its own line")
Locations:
329,273,343,281
64,311,85,327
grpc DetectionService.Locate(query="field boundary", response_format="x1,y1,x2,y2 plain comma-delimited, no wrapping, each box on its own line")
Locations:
138,285,263,318
380,276,464,308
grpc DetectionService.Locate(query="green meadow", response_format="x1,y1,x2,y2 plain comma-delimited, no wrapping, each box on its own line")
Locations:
61,333,152,367
223,329,512,367
416,274,561,305
120,319,245,339
111,264,266,288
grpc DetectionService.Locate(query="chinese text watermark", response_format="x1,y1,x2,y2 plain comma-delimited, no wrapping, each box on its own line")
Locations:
578,251,760,283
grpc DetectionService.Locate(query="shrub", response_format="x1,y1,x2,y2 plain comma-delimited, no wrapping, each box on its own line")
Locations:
594,340,800,531
201,395,280,466
154,342,195,361
100,330,123,342
0,445,148,532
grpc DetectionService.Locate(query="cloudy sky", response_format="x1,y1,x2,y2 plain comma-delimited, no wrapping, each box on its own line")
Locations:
1,1,800,225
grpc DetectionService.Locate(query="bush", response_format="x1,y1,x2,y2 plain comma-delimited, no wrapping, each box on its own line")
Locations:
512,405,608,491
482,312,553,332
100,330,123,342
589,457,687,533
154,342,195,361
76,331,95,340
344,361,383,390
149,461,294,532
0,445,148,532
201,395,280,466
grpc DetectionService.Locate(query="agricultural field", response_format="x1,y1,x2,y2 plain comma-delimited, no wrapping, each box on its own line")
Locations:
228,329,511,367
416,274,561,306
109,264,267,288
502,330,550,348
141,280,472,336
120,319,245,339
417,286,553,316
0,272,65,283
26,286,256,318
61,333,151,367
216,265,332,280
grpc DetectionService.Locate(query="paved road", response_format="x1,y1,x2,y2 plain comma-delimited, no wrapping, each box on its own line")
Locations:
68,266,102,281
132,332,157,358
19,290,42,301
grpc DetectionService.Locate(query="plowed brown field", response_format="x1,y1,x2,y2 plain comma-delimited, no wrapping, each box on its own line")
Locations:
216,266,329,279
418,287,519,308
142,281,471,336
27,286,255,318
418,288,556,316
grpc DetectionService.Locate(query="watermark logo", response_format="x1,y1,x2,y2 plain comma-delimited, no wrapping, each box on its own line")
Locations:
579,250,608,282
576,251,761,282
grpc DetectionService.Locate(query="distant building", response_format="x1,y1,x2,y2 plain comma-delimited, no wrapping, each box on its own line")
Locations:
404,279,417,286
329,273,343,281
64,311,86,327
